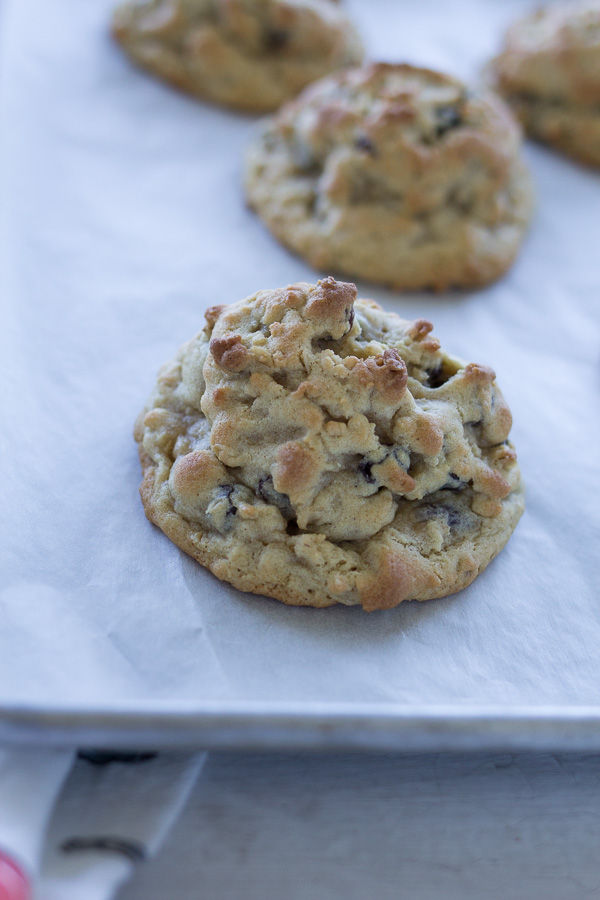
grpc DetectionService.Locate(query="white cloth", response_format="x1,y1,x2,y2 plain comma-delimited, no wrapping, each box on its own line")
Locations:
0,749,73,882
37,752,206,900
0,749,205,900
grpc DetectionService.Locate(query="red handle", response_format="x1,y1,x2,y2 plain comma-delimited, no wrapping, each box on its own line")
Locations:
0,854,29,900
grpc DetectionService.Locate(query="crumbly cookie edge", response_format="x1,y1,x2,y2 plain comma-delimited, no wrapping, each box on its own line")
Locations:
136,441,525,611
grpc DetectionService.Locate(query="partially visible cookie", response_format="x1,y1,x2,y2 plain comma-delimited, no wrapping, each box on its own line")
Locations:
244,63,533,291
135,278,524,610
112,0,363,113
489,1,600,167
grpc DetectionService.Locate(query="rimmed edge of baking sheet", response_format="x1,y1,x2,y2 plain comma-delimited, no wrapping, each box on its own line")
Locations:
2,703,600,752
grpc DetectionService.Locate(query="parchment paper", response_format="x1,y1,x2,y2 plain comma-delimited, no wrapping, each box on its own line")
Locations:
1,0,599,715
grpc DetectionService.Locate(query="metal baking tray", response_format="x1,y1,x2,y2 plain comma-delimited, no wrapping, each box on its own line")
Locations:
2,0,599,751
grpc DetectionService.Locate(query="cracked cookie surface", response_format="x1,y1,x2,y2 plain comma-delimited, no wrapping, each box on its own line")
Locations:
244,63,533,291
112,0,363,113
488,1,600,167
135,278,524,610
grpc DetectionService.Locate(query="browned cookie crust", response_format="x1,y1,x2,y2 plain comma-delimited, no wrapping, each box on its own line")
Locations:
244,63,533,291
489,1,600,167
112,0,363,113
135,278,524,610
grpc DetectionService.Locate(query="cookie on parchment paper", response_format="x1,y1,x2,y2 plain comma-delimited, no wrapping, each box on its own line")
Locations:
135,278,524,610
112,0,363,113
244,63,533,291
488,1,600,168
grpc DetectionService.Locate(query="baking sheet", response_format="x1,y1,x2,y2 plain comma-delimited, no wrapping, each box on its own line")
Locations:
1,0,599,749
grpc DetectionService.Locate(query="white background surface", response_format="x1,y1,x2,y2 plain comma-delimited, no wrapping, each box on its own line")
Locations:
1,0,599,723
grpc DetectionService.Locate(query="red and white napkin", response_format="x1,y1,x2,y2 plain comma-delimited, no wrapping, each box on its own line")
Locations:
0,748,205,900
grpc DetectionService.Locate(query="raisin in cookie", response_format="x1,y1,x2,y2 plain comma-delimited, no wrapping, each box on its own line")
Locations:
135,278,524,610
112,0,363,113
244,63,533,291
488,1,600,167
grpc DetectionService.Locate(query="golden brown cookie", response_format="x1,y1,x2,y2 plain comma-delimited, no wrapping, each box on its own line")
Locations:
135,278,524,610
244,63,533,290
488,1,600,167
112,0,363,113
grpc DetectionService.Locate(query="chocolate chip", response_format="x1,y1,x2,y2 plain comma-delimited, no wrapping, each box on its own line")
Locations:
443,473,464,490
425,365,440,387
219,484,237,516
392,446,411,470
355,135,377,156
434,104,462,137
358,460,377,484
426,363,452,388
444,505,462,528
265,29,289,51
416,502,463,528
257,476,294,518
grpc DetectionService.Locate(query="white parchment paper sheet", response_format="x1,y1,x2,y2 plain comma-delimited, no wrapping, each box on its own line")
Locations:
1,0,599,714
